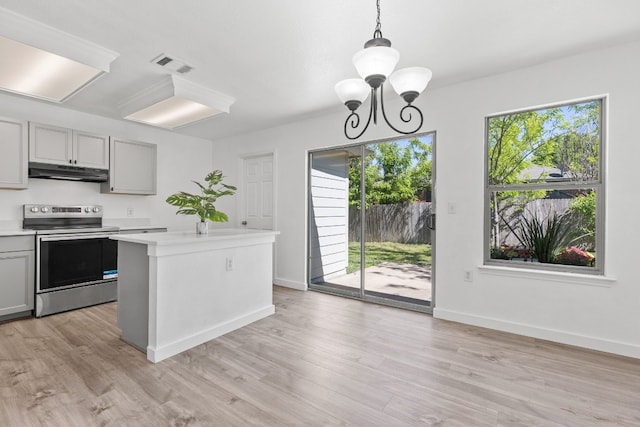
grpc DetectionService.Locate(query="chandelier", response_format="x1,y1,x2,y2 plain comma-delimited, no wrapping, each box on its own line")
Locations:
335,0,432,140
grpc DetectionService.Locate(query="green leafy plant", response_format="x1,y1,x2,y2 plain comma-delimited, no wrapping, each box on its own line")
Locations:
166,170,237,223
568,192,596,250
505,210,574,263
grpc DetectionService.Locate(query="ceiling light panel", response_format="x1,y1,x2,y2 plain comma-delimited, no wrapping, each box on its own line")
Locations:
125,97,223,129
0,6,119,102
120,75,235,129
0,36,103,102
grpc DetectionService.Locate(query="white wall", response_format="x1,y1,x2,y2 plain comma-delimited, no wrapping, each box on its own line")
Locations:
212,39,640,358
0,92,214,230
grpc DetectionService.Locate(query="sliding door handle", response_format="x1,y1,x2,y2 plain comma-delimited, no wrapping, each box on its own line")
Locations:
426,213,436,230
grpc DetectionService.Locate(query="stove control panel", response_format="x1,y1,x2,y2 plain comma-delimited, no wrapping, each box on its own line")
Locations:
23,204,104,218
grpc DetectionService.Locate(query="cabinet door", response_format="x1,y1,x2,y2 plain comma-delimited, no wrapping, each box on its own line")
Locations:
102,138,157,195
28,122,72,166
0,250,35,316
73,130,109,169
0,117,28,189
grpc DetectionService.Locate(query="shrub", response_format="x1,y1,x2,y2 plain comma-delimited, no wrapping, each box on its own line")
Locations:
556,246,595,266
569,192,596,250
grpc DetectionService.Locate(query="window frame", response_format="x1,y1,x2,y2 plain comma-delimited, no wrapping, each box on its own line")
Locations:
483,96,606,275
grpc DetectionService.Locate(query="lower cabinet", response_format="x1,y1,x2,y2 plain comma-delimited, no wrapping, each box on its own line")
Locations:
0,236,35,317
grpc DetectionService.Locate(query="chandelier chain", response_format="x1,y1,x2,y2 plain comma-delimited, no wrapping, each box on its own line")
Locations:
374,0,383,39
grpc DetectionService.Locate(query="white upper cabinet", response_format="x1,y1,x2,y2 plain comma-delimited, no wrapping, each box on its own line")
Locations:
28,122,72,166
29,122,109,169
72,130,110,169
101,138,157,195
0,116,28,189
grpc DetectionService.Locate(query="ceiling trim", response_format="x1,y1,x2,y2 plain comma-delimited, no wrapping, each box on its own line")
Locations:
118,75,236,117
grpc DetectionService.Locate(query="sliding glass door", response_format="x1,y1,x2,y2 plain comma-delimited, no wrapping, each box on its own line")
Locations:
308,133,435,312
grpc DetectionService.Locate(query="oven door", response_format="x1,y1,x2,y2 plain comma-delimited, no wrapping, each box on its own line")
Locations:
37,233,118,293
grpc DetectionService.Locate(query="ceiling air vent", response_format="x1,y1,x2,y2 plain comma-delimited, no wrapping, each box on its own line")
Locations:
151,53,193,74
176,65,193,74
155,56,173,66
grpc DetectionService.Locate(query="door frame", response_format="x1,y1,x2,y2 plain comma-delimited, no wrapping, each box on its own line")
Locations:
306,131,437,313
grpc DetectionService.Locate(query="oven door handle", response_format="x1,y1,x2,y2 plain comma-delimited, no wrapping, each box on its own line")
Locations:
38,232,118,242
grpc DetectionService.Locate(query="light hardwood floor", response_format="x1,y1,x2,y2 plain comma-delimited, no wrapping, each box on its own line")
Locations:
1,286,639,426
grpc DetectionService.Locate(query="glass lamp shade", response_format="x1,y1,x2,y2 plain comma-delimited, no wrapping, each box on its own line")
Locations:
335,78,370,104
352,46,400,80
389,67,433,96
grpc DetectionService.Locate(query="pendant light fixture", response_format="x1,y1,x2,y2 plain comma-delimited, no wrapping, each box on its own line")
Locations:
335,0,432,140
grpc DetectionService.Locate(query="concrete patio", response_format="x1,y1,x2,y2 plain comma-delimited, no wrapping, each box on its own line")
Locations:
328,262,432,302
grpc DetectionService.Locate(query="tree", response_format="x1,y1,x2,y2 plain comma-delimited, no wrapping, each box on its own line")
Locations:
348,138,431,208
548,102,600,181
488,110,554,247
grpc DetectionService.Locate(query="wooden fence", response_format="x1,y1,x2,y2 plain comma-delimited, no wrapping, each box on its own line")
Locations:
348,198,574,245
498,198,573,247
349,202,432,244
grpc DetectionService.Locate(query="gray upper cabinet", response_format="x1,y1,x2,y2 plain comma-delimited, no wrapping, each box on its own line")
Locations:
0,116,28,189
0,235,35,317
29,122,109,169
102,138,157,195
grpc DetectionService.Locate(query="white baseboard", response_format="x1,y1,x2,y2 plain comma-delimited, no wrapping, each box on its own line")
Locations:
147,305,275,363
273,277,307,291
434,307,640,360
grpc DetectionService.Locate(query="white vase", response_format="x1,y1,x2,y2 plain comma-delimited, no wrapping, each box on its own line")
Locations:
196,221,208,234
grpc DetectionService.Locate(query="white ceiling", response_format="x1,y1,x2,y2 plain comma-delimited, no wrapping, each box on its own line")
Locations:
1,0,640,141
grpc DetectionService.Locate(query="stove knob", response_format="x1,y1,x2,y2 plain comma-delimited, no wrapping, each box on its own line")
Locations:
41,207,49,213
30,206,39,213
93,207,101,213
85,207,92,213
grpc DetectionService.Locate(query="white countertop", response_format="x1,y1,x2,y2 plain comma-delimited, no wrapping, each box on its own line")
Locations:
0,220,33,236
0,229,35,237
103,218,166,231
110,228,279,246
117,225,168,231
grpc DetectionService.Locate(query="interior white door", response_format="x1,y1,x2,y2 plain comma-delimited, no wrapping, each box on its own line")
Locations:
243,154,274,230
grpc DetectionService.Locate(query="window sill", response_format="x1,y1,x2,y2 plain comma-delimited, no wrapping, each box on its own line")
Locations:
478,264,616,287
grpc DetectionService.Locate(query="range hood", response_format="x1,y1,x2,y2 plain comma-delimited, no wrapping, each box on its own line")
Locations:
28,162,109,183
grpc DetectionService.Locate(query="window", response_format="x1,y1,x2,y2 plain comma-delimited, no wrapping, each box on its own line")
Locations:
485,98,604,273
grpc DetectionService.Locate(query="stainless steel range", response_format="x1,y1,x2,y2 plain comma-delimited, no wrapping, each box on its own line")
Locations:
23,204,120,317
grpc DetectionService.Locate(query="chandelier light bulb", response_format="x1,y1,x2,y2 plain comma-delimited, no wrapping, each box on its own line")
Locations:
389,67,433,103
335,78,370,111
353,46,400,87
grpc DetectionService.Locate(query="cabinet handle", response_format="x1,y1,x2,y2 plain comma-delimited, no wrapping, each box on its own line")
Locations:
74,160,77,164
111,187,114,191
69,159,72,164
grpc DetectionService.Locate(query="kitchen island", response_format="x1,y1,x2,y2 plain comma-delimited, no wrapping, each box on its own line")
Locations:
110,228,278,363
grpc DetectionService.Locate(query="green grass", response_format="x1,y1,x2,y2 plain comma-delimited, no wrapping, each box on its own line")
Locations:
347,242,432,274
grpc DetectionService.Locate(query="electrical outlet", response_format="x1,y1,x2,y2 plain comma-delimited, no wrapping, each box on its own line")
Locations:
464,270,473,282
225,257,234,271
126,207,134,217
